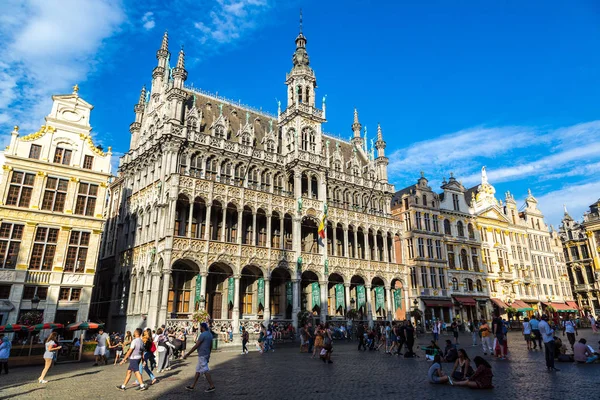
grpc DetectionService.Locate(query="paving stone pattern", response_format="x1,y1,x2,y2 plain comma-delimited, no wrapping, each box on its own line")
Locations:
0,330,598,399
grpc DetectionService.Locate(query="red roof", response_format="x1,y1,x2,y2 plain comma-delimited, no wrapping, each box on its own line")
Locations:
566,301,580,310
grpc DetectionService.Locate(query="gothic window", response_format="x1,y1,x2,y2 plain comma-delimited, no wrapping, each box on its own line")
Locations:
221,160,232,180
205,157,218,180
301,127,309,151
452,194,460,211
262,171,271,192
447,244,455,269
476,280,482,292
422,194,427,205
309,130,316,152
444,219,451,235
214,125,226,139
248,168,259,189
457,221,465,237
471,247,480,272
333,161,341,171
287,129,295,152
452,278,459,291
352,167,359,177
234,163,245,184
189,153,202,177
274,174,284,194
465,278,474,292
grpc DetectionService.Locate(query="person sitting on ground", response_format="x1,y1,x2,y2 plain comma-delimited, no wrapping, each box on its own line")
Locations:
423,340,441,360
450,349,474,381
452,356,494,389
444,339,458,363
574,338,599,364
428,354,451,384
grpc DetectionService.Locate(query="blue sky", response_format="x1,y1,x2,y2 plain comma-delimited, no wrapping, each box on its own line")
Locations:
1,0,600,226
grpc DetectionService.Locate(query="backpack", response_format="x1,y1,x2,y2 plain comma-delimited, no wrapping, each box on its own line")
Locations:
502,324,508,334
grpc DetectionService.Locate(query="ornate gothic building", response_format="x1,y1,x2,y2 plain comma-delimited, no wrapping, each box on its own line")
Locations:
94,27,404,332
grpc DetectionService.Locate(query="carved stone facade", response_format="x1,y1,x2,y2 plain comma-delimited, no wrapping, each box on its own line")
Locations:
0,87,111,328
96,28,404,333
559,201,600,316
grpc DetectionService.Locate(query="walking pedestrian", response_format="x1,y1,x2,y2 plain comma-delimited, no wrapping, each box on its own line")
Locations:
307,323,315,353
321,323,334,364
492,313,506,360
469,320,478,347
93,327,111,366
590,315,598,334
139,329,158,385
530,315,542,349
522,317,533,350
451,319,459,345
479,319,492,355
405,321,415,356
562,316,578,351
117,328,147,391
539,315,559,372
357,323,366,351
432,319,440,344
38,332,62,384
112,334,123,365
313,324,324,358
0,334,12,374
183,322,216,393
241,327,249,354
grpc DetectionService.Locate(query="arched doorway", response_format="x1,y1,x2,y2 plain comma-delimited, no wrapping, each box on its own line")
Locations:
301,270,320,315
271,266,292,320
239,265,264,319
206,262,234,320
169,260,200,318
350,275,366,321
327,273,345,317
371,276,386,320
391,278,405,321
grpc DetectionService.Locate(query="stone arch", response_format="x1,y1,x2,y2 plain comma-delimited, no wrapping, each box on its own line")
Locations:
206,262,235,319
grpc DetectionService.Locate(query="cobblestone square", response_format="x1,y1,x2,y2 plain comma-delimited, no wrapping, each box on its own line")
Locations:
1,331,598,399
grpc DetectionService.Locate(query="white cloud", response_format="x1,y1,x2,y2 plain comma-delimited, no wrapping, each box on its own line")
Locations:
535,181,600,228
142,11,155,30
0,0,125,134
193,0,270,46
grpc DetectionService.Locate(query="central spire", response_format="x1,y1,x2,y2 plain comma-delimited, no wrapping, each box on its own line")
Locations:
292,9,309,66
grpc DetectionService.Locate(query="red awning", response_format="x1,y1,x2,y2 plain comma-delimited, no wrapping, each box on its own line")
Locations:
423,300,453,308
566,301,580,310
453,296,477,306
551,302,577,312
491,298,508,309
512,300,531,310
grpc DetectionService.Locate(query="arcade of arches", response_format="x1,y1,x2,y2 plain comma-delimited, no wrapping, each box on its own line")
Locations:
163,260,407,330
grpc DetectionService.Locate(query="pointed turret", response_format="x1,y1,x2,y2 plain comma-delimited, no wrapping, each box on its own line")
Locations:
138,85,146,105
172,46,188,89
350,109,364,149
375,123,386,158
152,31,170,95
285,10,318,108
130,85,146,149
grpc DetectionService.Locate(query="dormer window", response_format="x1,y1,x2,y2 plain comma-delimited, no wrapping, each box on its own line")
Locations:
54,147,72,165
29,144,41,160
266,141,275,153
241,134,251,147
83,155,94,170
333,162,341,172
215,125,225,139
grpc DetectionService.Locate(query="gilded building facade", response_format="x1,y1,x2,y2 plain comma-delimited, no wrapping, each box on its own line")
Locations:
96,27,404,333
393,168,575,325
559,201,600,316
0,88,111,329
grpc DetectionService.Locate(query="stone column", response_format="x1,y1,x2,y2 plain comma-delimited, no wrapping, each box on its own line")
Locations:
264,278,271,323
292,279,300,329
344,283,351,313
159,271,171,322
220,206,227,242
252,212,257,246
383,237,389,262
343,228,349,257
232,275,241,331
280,217,285,250
186,201,195,238
364,233,370,260
237,210,243,245
204,204,212,240
386,286,393,322
147,272,162,328
353,230,358,258
320,280,328,324
266,215,272,248
200,272,207,310
332,226,337,256
365,284,373,327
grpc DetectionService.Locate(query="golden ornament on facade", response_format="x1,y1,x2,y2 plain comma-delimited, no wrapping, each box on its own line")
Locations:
21,125,56,141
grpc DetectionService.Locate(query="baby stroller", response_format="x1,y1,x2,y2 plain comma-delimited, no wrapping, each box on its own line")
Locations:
171,337,183,359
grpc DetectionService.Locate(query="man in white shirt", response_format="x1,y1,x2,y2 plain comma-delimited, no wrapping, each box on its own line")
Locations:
93,328,111,366
562,316,578,351
117,328,147,391
538,315,559,372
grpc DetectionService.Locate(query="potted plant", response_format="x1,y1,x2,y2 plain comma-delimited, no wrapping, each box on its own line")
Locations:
505,307,517,321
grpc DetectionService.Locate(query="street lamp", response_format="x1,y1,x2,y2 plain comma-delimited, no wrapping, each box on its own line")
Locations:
31,295,40,310
413,298,418,307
